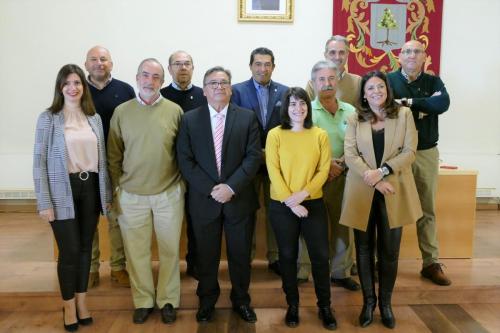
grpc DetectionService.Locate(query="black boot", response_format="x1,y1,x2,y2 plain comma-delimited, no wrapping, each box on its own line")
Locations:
318,306,337,330
379,291,395,329
359,296,376,327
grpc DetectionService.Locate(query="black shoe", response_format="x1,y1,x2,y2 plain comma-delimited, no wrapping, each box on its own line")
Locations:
358,300,376,327
233,305,257,323
196,306,214,323
318,306,337,330
62,308,78,332
133,307,154,324
285,305,299,327
161,303,176,324
77,313,93,326
186,264,199,280
268,261,281,276
331,277,361,291
379,304,396,329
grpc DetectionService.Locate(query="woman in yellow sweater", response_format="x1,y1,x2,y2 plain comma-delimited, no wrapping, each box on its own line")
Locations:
265,87,336,330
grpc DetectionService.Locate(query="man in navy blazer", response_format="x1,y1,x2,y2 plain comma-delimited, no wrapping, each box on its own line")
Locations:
231,47,288,276
177,66,261,323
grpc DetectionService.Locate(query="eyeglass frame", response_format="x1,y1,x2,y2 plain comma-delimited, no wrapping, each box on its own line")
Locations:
400,48,424,56
204,80,231,89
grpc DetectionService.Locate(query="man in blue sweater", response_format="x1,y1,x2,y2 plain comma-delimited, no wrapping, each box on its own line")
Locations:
387,40,451,286
85,45,136,288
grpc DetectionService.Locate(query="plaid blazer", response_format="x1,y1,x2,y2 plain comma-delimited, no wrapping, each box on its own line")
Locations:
33,110,111,220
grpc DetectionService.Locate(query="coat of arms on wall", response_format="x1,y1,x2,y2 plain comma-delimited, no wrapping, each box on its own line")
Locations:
333,0,443,75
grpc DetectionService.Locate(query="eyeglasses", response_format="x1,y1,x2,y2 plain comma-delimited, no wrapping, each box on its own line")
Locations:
204,80,230,89
171,61,192,68
401,49,424,56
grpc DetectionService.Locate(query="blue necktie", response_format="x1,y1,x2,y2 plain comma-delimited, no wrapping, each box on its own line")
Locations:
257,85,269,128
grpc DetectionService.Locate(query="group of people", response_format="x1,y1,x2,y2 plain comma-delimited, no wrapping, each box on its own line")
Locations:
33,35,450,331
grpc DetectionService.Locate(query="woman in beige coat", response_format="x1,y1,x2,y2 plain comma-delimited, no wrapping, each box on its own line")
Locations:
340,71,422,329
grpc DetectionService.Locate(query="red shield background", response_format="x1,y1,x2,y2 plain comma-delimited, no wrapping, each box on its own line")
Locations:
333,0,443,75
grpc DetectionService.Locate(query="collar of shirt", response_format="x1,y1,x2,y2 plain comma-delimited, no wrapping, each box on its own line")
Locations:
401,69,422,83
137,93,163,106
312,98,344,114
87,75,113,90
338,70,345,80
252,78,271,91
171,81,193,91
208,103,229,134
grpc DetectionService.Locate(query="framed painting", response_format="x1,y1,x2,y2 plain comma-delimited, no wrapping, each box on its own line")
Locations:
238,0,294,22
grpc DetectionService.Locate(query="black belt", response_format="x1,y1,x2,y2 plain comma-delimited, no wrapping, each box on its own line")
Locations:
69,171,97,181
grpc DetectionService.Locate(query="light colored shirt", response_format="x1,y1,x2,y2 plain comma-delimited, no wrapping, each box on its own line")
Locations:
208,104,229,134
137,93,163,106
63,110,98,173
172,81,193,91
311,98,356,159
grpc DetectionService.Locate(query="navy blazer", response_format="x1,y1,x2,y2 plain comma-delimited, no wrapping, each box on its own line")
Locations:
176,103,261,219
231,78,288,149
33,110,111,220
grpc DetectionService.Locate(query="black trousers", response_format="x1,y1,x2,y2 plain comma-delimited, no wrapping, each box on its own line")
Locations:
192,213,254,308
184,190,196,267
354,191,402,300
269,199,331,307
50,173,100,300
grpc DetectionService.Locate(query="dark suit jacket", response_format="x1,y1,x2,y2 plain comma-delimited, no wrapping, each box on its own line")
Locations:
176,103,261,220
231,78,288,149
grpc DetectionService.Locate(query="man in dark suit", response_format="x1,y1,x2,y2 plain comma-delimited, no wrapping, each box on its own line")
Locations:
177,66,261,323
231,47,288,276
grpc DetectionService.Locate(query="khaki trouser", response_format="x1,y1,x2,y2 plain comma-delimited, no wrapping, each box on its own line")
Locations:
298,174,354,279
251,172,279,263
413,147,440,267
90,208,126,273
118,183,184,309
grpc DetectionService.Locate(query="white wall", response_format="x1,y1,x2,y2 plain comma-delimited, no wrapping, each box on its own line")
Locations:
0,0,499,196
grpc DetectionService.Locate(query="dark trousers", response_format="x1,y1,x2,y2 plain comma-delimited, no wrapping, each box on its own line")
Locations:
192,213,254,308
50,173,100,300
269,199,331,307
184,190,196,267
354,191,402,302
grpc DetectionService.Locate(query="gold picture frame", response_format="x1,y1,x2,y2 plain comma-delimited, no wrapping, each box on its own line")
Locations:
238,0,294,23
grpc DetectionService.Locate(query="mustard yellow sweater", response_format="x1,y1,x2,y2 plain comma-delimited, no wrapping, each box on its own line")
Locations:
265,126,331,201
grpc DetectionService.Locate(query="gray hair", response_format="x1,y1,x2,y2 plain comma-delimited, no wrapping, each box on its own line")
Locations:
137,58,165,80
311,60,338,81
203,66,232,85
324,35,349,53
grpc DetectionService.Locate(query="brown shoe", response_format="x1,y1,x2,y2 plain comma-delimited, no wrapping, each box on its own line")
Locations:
88,271,99,288
111,269,130,287
420,263,451,286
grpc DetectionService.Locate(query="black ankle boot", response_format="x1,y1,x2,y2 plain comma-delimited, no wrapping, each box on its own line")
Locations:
318,306,337,330
285,304,299,327
379,292,395,329
359,296,376,328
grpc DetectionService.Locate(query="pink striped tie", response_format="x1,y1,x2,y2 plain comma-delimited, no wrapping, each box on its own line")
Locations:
213,113,225,176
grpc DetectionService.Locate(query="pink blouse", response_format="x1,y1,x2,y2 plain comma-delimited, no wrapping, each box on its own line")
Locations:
63,110,98,173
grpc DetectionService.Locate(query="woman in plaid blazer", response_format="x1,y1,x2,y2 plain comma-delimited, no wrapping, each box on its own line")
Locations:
33,64,111,331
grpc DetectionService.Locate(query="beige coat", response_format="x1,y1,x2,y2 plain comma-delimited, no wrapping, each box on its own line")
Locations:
340,107,422,231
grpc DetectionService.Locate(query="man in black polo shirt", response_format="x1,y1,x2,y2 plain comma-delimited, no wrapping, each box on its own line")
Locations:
85,45,136,288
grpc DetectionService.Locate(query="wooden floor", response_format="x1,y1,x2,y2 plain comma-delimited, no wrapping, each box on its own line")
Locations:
1,210,500,332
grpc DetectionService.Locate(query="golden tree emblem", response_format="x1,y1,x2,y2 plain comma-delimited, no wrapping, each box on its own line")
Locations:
377,8,398,46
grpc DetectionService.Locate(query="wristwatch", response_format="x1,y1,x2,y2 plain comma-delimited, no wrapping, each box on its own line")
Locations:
378,166,390,177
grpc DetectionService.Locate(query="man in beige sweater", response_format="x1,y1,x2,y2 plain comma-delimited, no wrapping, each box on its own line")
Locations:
107,58,184,325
